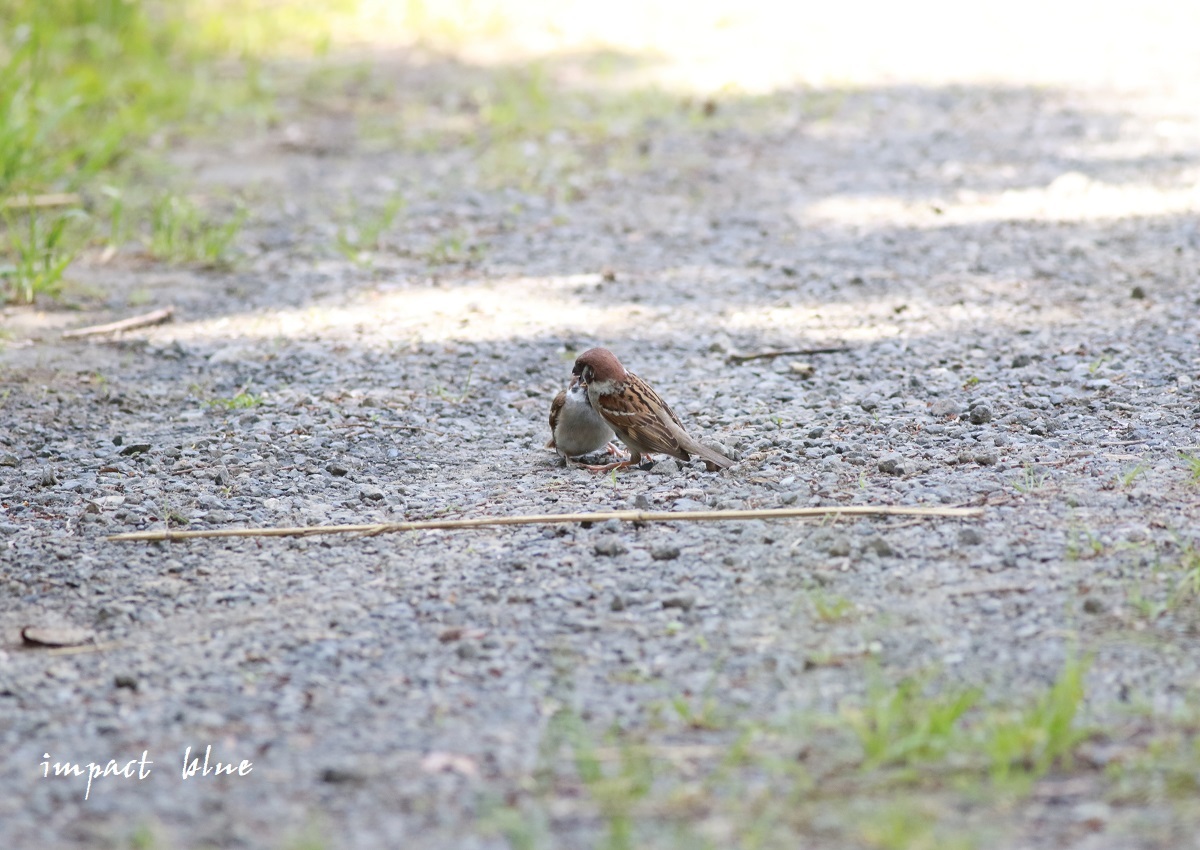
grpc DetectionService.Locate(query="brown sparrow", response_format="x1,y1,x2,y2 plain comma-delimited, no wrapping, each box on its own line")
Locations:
545,384,620,463
571,347,734,471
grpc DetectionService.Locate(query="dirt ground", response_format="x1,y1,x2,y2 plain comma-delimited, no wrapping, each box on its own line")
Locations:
3,7,1200,849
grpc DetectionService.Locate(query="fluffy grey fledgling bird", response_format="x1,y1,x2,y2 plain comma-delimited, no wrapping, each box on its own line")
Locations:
545,383,618,464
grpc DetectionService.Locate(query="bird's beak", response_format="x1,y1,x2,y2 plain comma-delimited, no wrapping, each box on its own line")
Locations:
570,375,584,389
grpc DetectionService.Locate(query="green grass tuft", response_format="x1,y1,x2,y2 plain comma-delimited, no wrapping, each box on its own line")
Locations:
845,672,980,769
0,0,275,300
147,193,246,266
1179,450,1200,484
981,654,1090,788
0,0,197,198
0,207,87,302
206,390,263,410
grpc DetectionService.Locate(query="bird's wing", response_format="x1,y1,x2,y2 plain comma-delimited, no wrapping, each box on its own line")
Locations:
594,375,691,461
545,389,565,448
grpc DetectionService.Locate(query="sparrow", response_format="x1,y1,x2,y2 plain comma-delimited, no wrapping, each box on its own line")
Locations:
545,384,620,464
571,347,734,471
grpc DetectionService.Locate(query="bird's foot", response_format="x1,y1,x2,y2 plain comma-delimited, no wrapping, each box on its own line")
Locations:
582,459,633,473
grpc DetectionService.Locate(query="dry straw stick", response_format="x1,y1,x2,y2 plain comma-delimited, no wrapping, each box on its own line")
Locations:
108,505,983,543
62,306,175,339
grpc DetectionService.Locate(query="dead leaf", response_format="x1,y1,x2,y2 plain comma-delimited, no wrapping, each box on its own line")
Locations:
21,626,95,648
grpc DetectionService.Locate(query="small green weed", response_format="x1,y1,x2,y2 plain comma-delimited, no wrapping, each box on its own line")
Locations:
98,185,128,249
1168,545,1200,609
1065,527,1105,561
0,209,86,303
1070,523,1104,564
162,504,189,528
482,802,544,850
128,821,159,850
1127,586,1168,622
206,391,263,411
811,590,855,623
982,655,1090,788
844,673,979,768
335,193,405,263
858,801,977,850
441,362,476,404
1108,730,1200,803
424,231,485,265
1117,462,1148,489
669,694,731,731
1013,464,1048,494
1179,451,1200,485
542,709,654,850
148,194,245,266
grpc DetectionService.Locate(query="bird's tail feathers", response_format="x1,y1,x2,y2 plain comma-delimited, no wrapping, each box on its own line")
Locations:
691,442,734,470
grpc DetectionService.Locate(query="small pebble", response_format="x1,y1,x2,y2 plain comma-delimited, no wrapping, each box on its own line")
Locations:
826,536,852,557
959,528,984,546
661,594,695,611
866,537,894,557
930,399,962,417
878,454,905,475
969,404,993,425
594,539,628,557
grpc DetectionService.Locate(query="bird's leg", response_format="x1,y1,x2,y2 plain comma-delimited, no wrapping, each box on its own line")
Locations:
604,442,628,458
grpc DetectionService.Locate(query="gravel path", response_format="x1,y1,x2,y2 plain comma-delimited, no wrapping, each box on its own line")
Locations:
3,32,1200,850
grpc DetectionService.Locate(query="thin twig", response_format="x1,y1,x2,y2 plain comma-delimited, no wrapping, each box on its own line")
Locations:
329,422,446,436
2,192,82,210
727,346,851,363
382,424,447,436
21,633,213,657
62,306,175,339
107,505,983,543
947,584,1035,597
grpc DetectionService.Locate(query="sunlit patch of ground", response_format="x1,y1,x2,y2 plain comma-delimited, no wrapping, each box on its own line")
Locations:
206,0,1200,96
